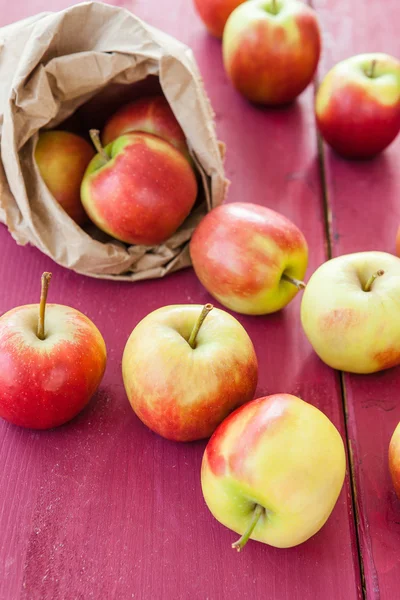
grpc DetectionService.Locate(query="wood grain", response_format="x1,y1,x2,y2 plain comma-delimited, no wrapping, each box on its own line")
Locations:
0,1,361,598
313,0,400,598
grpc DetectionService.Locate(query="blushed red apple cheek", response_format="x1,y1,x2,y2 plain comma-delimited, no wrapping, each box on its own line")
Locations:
373,347,400,371
319,308,361,331
104,97,186,152
131,355,258,442
91,142,197,243
228,18,319,103
0,332,105,429
318,86,400,156
228,396,289,480
192,211,305,298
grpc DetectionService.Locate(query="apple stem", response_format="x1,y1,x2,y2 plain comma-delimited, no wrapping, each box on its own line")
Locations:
37,272,52,341
364,269,384,292
281,272,306,290
271,0,278,14
188,303,213,349
368,59,377,78
89,129,110,163
232,504,264,552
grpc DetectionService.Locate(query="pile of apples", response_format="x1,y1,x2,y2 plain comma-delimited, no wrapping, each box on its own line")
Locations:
1,0,400,555
35,96,198,245
194,0,400,159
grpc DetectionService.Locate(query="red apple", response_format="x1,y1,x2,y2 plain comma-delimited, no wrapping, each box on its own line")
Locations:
316,53,400,159
193,0,247,39
35,131,95,225
0,273,107,429
389,422,400,499
122,303,258,442
102,96,190,162
81,131,198,246
201,394,346,549
190,202,308,315
222,0,321,105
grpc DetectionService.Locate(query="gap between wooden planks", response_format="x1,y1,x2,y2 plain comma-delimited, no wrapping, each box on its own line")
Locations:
312,0,400,598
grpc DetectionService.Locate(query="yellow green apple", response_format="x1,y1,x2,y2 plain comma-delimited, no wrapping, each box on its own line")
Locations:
301,251,400,373
201,393,346,549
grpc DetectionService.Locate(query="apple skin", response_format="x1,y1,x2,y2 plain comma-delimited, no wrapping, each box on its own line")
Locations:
395,226,400,257
222,0,321,105
0,304,107,429
389,422,400,499
193,0,247,39
81,132,198,246
35,131,95,225
122,304,258,442
190,202,308,315
316,53,400,159
201,393,346,549
301,251,400,374
102,96,190,162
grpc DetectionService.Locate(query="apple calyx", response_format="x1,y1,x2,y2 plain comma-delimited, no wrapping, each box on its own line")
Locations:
232,504,264,552
281,272,306,290
188,303,213,349
363,269,384,292
37,272,52,341
89,129,110,164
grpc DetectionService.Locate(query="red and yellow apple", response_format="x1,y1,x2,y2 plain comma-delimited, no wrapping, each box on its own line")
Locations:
389,422,400,499
193,0,246,39
122,303,258,442
301,251,400,373
190,202,308,315
396,226,400,257
316,53,400,159
81,131,198,246
102,95,190,162
201,393,346,549
0,273,107,429
222,0,321,105
35,131,95,225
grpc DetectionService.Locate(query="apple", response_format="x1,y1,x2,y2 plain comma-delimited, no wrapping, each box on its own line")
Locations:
190,202,308,315
301,251,400,373
102,95,191,162
316,53,400,159
193,0,247,39
201,393,346,549
222,0,321,105
35,131,95,225
395,225,400,257
81,130,198,246
389,422,400,499
122,303,258,442
0,273,107,429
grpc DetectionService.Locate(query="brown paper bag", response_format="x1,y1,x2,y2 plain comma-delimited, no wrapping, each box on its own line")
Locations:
0,2,227,280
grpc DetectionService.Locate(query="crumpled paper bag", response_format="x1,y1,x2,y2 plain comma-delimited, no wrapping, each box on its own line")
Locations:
0,1,227,280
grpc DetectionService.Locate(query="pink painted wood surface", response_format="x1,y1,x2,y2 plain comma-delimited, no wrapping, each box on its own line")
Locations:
313,0,400,598
0,1,361,599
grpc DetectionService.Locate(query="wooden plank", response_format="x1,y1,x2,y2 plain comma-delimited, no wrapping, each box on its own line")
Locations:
0,1,361,598
312,0,400,598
